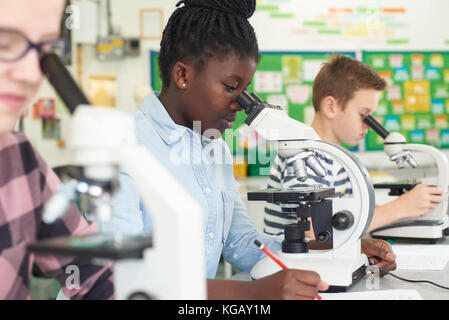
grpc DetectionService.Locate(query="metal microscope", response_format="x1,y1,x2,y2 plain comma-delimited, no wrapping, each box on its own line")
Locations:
27,53,207,299
235,91,375,291
364,115,449,242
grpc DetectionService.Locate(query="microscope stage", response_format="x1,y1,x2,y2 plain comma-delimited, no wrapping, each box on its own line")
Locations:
28,233,152,260
248,186,335,203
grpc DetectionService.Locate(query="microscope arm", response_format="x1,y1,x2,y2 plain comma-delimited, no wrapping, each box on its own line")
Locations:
402,143,449,191
364,115,449,189
116,144,206,299
69,106,207,299
364,115,449,225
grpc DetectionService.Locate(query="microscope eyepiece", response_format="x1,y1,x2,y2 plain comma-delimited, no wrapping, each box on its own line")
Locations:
40,53,90,114
235,90,257,112
235,91,284,125
364,115,389,139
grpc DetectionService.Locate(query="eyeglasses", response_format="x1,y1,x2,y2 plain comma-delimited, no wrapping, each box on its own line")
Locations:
0,28,68,62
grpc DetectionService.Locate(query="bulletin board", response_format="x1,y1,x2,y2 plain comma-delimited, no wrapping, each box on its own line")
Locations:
362,51,449,150
150,50,356,129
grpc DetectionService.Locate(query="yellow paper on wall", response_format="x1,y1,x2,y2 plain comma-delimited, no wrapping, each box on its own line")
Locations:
88,75,117,107
401,115,415,130
404,80,430,113
430,54,444,68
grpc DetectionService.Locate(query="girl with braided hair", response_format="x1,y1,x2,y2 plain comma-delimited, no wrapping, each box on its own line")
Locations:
103,0,329,299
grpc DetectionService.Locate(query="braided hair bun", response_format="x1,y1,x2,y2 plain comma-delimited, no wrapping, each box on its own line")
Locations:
177,0,256,19
159,0,260,88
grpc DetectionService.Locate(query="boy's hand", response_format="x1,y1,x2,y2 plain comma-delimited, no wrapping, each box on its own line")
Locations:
361,238,397,276
397,184,444,218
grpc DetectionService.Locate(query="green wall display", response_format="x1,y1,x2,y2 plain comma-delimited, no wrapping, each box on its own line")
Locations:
363,51,449,150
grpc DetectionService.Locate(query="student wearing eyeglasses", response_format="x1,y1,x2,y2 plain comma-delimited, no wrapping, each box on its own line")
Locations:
0,0,114,300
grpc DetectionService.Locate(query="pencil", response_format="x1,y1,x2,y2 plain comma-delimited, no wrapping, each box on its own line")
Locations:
254,239,323,300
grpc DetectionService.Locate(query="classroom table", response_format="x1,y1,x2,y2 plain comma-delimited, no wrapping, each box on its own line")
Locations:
229,237,449,300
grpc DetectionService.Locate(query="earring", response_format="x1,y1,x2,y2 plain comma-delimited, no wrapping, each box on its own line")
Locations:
182,83,187,87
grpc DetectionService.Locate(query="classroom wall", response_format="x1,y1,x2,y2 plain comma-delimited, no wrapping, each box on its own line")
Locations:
26,0,449,169
251,0,449,51
26,0,179,167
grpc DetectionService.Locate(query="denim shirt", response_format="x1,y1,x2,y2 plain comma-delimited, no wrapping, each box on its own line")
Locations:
100,92,282,278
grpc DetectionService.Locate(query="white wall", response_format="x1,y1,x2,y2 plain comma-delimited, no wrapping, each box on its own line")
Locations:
26,0,179,167
251,0,449,51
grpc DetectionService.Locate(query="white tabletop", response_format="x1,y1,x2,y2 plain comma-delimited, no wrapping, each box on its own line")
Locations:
229,237,449,300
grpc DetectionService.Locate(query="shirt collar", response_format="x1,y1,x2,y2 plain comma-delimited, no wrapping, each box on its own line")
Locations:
140,92,218,147
140,92,188,145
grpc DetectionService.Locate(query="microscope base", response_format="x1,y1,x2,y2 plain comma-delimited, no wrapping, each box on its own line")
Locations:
370,217,449,243
250,250,369,292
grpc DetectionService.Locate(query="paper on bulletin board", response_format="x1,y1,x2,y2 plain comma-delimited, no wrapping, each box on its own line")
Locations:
378,70,393,86
389,54,403,68
88,75,117,107
435,115,448,129
430,54,444,68
401,115,415,130
391,101,405,115
426,129,440,144
404,80,430,113
387,85,401,100
285,85,310,104
372,55,385,68
254,71,282,93
411,65,424,80
282,55,302,83
303,60,324,81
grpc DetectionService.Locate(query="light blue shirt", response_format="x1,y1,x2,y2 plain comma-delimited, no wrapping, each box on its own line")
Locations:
100,92,282,278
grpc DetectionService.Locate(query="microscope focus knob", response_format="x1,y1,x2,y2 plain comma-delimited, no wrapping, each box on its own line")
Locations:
332,210,354,231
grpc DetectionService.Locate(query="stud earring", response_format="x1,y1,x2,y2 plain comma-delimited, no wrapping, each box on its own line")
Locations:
182,83,187,87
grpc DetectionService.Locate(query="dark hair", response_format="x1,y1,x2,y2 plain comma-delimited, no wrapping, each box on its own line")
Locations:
312,55,387,111
158,0,260,88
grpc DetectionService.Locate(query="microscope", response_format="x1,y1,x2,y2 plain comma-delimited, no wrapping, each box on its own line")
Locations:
235,91,375,291
364,115,449,242
27,53,207,299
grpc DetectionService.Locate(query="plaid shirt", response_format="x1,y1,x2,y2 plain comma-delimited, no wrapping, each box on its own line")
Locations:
0,132,114,299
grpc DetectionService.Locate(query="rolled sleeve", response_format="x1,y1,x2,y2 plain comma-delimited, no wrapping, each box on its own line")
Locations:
221,183,282,272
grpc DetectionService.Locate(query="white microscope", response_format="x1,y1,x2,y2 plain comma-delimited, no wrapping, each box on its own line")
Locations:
364,115,449,242
27,53,207,300
235,91,375,291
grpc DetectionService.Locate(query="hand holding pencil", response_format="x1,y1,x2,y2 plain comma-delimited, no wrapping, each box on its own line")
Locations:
254,240,328,300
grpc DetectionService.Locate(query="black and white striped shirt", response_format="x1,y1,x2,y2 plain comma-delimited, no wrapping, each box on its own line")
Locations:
263,150,353,235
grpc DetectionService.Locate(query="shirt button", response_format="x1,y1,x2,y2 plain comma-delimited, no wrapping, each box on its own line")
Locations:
209,233,215,239
204,187,211,193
